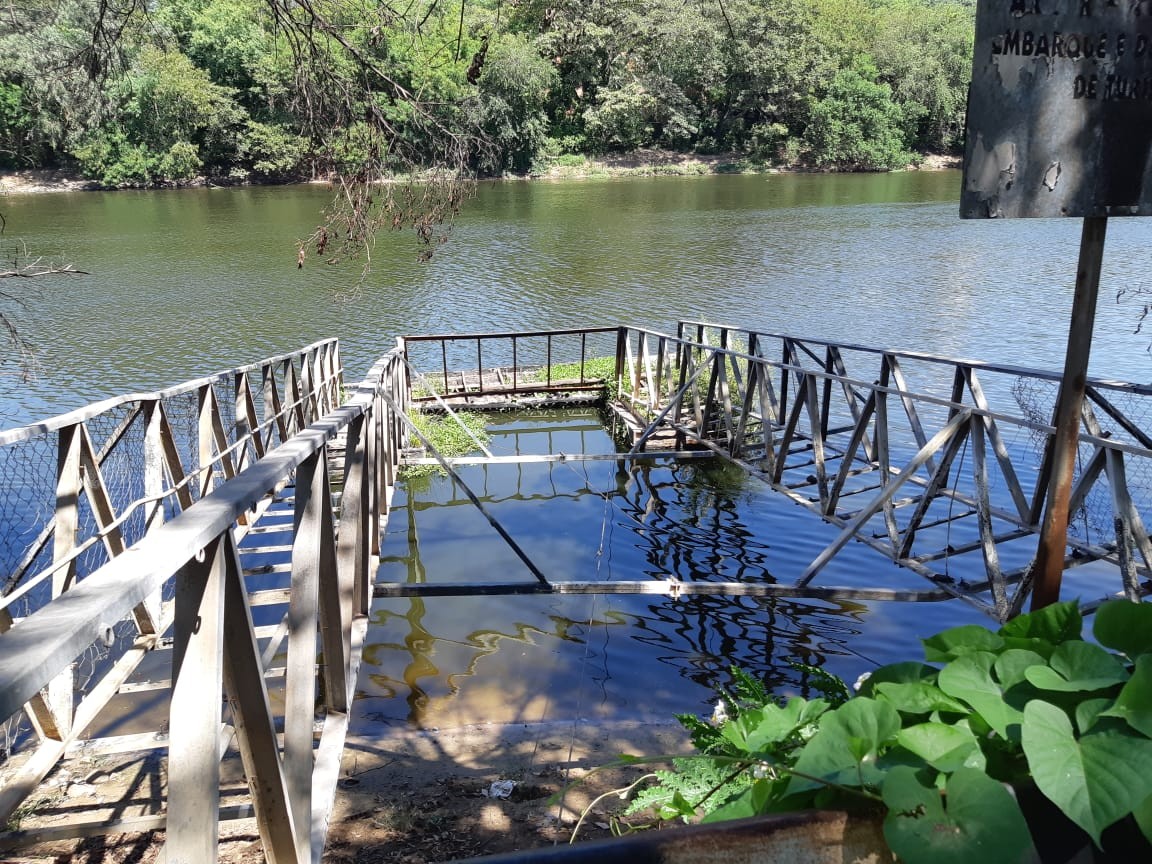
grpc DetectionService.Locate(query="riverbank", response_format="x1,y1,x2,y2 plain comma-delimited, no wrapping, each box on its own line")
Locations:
0,152,962,196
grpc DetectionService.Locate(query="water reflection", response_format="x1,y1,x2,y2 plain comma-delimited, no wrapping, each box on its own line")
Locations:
360,412,989,729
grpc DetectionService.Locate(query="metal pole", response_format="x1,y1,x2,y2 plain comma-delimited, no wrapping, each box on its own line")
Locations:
1030,215,1108,611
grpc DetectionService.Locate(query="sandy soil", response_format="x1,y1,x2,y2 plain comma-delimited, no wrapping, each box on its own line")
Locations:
324,719,693,863
0,170,100,195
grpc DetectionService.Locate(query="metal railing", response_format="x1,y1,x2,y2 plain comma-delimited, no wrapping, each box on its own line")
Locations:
401,327,622,402
617,321,1152,619
0,340,410,863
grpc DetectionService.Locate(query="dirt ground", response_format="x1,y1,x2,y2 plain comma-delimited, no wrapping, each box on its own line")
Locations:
1,720,691,864
323,720,692,863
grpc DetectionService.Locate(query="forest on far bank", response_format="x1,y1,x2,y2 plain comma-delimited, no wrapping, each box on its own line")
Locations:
0,0,975,187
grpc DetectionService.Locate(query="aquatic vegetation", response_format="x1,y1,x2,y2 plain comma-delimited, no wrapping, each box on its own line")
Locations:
401,410,491,481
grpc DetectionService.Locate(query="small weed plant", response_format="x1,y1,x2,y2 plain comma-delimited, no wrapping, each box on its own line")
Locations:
620,600,1152,863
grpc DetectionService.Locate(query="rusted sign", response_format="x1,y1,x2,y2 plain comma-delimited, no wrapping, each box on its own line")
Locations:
961,0,1152,218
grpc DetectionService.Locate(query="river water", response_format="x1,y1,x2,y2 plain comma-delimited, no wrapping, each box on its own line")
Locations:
4,172,1151,728
3,171,1152,424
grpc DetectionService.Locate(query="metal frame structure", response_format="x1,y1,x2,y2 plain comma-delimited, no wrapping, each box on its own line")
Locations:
617,321,1152,618
1,322,1149,861
386,323,1152,620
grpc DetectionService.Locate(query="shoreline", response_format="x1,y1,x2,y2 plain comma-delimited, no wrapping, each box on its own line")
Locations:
0,152,962,196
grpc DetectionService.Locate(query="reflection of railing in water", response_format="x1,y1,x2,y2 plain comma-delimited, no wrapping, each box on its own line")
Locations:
0,342,408,862
372,456,875,724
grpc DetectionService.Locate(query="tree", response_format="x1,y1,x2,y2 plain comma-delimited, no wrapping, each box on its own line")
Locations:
803,61,914,170
471,33,557,172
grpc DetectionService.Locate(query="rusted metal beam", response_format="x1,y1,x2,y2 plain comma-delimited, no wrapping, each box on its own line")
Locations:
1031,216,1108,610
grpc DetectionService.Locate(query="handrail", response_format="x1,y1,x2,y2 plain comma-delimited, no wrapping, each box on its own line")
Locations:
619,325,1152,457
1,339,343,601
0,404,362,718
0,338,395,864
402,326,618,342
0,338,341,445
677,319,1152,397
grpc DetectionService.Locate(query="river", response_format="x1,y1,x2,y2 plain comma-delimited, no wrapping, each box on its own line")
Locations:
3,170,1151,425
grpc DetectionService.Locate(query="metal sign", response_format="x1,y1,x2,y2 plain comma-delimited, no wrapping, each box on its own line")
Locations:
961,0,1152,218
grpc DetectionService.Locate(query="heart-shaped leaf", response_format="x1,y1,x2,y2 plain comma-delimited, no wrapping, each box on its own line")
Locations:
993,649,1047,690
787,698,897,794
882,765,1034,864
1094,600,1152,660
999,600,1082,644
1025,641,1128,693
1075,698,1113,735
1022,700,1152,846
897,721,986,772
875,681,969,716
938,652,1023,738
924,626,1004,662
861,662,940,697
1101,654,1152,738
822,696,901,760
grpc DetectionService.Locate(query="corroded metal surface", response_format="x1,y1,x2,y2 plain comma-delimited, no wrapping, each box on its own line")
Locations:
962,0,1152,218
452,810,892,864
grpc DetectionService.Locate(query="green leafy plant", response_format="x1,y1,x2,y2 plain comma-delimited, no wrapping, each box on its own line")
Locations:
531,356,622,401
622,600,1152,863
400,410,490,481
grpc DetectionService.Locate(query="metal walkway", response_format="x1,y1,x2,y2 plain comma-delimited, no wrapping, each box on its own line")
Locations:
0,322,1148,861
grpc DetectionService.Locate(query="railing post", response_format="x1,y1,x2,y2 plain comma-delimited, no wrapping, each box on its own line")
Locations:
615,326,627,402
285,358,306,436
143,400,167,531
197,384,216,499
338,413,371,622
330,340,344,410
220,530,302,864
41,423,82,738
168,537,227,864
287,447,338,857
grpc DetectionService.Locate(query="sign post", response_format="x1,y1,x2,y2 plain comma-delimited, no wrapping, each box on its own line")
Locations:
961,0,1152,610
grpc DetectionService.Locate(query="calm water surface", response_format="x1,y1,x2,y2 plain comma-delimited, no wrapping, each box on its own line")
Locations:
5,173,1151,729
4,171,1152,423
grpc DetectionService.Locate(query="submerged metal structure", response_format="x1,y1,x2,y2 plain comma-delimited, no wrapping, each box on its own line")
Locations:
0,322,1148,861
390,322,1152,621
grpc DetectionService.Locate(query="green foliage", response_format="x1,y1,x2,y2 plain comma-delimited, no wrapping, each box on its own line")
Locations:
73,127,155,185
472,33,557,173
0,81,46,168
803,62,914,170
532,356,617,384
400,410,490,480
0,0,973,181
239,121,306,178
624,601,1152,862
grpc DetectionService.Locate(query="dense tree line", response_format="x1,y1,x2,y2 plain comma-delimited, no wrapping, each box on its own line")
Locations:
0,0,974,186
